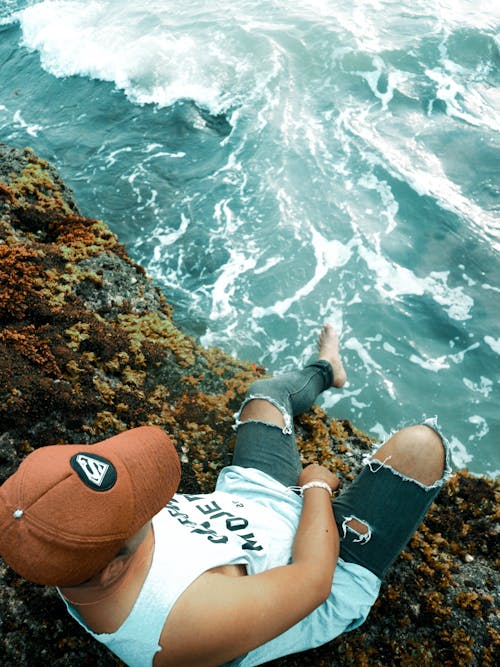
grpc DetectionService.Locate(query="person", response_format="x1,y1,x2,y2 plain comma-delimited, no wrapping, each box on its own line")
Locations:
0,324,452,667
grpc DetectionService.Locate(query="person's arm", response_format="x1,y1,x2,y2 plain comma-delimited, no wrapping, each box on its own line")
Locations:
292,463,339,585
156,464,340,667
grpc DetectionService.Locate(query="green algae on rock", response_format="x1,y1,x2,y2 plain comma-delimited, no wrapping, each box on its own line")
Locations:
0,144,498,667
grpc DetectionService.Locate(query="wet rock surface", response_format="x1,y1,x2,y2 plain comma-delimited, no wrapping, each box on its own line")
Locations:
0,144,498,666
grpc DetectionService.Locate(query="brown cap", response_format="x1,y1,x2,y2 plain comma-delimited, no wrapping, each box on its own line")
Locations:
0,426,180,587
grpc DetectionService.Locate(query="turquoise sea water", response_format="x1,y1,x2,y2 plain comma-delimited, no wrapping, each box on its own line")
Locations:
1,0,499,476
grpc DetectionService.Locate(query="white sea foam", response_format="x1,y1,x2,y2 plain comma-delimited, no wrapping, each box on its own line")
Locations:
409,353,449,372
426,67,500,133
448,342,480,364
151,213,190,261
468,415,489,441
344,336,383,375
463,376,493,398
448,435,473,468
251,232,353,319
484,336,500,355
368,422,391,443
357,245,475,321
17,0,284,115
321,386,364,410
344,113,500,252
12,109,43,136
210,248,257,320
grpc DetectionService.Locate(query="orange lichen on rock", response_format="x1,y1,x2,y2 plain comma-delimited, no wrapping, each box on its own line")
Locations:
0,325,61,376
117,312,197,366
0,244,42,319
50,215,128,262
455,590,495,618
7,156,76,215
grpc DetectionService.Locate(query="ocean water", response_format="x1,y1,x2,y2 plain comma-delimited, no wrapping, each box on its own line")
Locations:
1,0,498,477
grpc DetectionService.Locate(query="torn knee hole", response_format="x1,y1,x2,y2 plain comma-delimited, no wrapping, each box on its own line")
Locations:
235,397,293,434
341,516,372,544
239,399,285,427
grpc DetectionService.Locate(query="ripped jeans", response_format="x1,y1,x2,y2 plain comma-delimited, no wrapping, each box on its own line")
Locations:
232,362,452,579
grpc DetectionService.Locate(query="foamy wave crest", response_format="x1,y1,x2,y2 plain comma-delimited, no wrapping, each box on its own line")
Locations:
17,0,280,114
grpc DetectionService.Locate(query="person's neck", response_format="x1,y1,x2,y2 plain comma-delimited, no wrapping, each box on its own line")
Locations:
60,525,154,607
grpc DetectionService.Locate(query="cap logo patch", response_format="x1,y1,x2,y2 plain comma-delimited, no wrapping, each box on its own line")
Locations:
70,453,117,491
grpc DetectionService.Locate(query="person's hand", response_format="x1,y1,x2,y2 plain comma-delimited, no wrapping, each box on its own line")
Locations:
298,463,340,492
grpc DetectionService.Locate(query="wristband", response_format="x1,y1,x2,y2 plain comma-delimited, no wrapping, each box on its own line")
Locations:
299,480,333,496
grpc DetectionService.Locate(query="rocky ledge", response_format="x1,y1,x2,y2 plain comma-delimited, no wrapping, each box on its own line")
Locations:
0,144,498,666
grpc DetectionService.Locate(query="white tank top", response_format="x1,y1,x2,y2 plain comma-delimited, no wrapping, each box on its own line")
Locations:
59,466,380,667
59,467,300,666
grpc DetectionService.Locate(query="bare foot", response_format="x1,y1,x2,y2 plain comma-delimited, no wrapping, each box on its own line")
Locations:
317,323,347,388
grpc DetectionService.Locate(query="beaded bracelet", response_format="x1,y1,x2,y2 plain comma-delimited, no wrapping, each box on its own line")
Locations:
301,480,333,496
288,480,334,496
